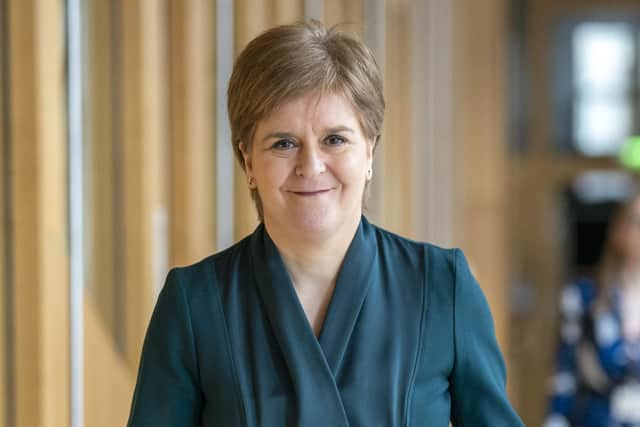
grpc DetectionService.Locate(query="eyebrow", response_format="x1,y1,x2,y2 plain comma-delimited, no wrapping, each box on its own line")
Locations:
261,126,355,142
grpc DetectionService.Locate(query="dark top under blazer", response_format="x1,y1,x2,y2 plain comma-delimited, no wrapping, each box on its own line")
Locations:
127,217,523,427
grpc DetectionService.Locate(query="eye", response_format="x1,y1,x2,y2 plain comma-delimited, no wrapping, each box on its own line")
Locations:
271,138,297,150
325,135,346,146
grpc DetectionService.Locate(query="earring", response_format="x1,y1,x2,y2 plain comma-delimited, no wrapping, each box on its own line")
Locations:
248,177,256,189
366,168,373,180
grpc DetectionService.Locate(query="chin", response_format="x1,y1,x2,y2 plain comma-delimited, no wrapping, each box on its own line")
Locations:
292,209,337,235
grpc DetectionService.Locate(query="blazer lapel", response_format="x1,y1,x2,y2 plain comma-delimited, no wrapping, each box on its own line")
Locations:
318,217,378,377
249,224,350,427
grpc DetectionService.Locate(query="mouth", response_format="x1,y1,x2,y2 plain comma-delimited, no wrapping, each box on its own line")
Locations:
289,189,332,197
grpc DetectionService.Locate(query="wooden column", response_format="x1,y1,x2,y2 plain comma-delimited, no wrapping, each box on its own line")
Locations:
86,0,119,348
273,0,303,24
121,0,171,370
325,0,363,33
380,0,412,236
0,0,7,423
9,0,70,426
168,0,217,267
84,299,134,427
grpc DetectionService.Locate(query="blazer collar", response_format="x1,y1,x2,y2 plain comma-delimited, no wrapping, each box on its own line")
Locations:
248,216,378,425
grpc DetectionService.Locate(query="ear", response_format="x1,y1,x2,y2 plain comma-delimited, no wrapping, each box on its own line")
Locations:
239,142,253,174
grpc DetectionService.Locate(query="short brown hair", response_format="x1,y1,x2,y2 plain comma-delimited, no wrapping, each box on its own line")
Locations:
227,20,385,220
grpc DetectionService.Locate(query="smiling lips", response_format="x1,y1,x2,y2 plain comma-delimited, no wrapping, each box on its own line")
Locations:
289,189,332,197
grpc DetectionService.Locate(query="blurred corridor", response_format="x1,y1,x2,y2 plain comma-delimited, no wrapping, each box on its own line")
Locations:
2,0,640,426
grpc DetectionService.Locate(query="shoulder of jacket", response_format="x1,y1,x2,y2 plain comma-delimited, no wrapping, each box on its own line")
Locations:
169,234,252,293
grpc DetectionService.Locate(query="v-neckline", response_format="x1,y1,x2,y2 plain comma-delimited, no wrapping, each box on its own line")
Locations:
247,216,378,425
250,216,378,370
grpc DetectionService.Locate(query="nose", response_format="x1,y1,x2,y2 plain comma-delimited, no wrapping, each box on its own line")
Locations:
295,143,326,177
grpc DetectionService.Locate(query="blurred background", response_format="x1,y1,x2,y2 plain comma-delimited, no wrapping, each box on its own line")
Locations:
2,0,640,425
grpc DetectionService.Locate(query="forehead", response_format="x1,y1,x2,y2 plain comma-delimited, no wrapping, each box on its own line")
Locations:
257,92,362,133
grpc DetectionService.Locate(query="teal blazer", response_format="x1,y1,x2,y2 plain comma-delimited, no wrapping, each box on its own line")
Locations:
127,217,523,426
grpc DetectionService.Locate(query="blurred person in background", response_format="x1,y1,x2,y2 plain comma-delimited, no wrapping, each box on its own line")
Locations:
546,191,640,427
127,20,523,426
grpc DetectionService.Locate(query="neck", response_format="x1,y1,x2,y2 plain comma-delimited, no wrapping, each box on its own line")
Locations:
264,214,361,291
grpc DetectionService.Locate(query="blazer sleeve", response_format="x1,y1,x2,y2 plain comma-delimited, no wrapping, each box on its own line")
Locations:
449,249,523,427
127,268,203,427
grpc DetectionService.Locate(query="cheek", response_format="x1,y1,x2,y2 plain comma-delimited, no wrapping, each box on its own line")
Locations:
254,158,291,187
336,152,369,184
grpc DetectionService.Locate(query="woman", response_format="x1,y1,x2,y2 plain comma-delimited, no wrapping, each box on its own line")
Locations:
127,20,523,426
546,193,640,427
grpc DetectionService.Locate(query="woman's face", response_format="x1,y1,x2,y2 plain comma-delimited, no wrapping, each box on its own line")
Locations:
241,92,373,238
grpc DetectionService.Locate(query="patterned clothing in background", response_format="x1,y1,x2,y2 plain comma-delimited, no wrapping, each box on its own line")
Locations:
546,278,640,427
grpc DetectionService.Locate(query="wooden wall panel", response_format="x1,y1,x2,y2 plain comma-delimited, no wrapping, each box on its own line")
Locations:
324,0,363,33
380,0,412,236
84,299,134,427
121,0,170,370
9,2,40,424
273,0,303,25
87,0,119,347
36,0,70,421
9,0,70,426
169,0,217,267
0,0,7,422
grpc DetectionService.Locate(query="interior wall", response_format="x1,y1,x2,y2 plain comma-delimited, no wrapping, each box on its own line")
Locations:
7,1,70,426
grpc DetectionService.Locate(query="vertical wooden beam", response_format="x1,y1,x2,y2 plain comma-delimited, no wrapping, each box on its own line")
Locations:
9,0,70,426
86,0,118,345
324,0,343,26
0,0,7,423
36,0,69,422
273,0,303,25
84,299,134,427
121,0,170,370
325,0,363,34
380,0,412,235
9,3,40,424
169,0,216,267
